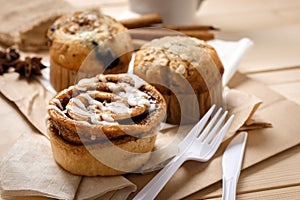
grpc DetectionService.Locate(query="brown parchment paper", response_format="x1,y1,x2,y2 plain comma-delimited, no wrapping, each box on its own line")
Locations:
0,71,269,199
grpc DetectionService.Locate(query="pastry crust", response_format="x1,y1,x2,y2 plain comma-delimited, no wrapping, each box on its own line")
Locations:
48,124,156,176
134,36,224,124
47,73,166,176
47,10,133,91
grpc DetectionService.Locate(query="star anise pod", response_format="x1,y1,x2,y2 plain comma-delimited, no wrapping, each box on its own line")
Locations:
0,48,20,75
0,47,47,79
14,57,47,78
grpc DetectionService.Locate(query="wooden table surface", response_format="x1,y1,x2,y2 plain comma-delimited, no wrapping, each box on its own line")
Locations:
1,0,299,199
92,0,300,199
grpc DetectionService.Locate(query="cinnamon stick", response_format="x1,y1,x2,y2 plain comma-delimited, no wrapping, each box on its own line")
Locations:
163,24,220,31
119,13,163,29
179,30,215,40
132,39,147,49
129,28,214,41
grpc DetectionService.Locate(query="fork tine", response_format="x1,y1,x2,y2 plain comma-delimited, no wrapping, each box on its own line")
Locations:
206,114,234,158
179,104,216,149
198,107,223,141
205,110,228,143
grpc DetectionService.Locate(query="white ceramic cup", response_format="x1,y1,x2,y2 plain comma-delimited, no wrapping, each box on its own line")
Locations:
128,0,204,25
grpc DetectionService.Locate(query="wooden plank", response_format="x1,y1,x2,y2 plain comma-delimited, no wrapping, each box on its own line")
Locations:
247,67,300,85
205,186,300,200
185,145,300,199
236,25,300,74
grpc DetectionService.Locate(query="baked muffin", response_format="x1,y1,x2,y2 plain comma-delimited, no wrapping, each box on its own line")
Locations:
134,36,224,124
47,73,166,176
47,10,133,92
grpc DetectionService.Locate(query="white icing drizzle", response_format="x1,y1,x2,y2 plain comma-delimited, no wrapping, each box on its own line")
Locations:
91,135,96,140
47,105,65,116
77,77,99,85
122,73,146,88
70,98,86,111
51,98,63,110
76,85,88,92
101,113,115,122
104,101,131,114
82,92,104,108
49,75,158,126
66,104,90,118
149,104,157,112
91,114,118,125
98,74,107,83
108,82,150,108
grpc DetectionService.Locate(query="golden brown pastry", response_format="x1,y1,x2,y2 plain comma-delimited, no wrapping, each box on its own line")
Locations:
133,36,224,124
47,10,133,92
47,73,166,176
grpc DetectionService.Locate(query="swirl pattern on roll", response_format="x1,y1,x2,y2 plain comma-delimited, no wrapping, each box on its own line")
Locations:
47,74,166,144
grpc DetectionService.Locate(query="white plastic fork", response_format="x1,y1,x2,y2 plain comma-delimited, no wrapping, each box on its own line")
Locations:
133,105,234,200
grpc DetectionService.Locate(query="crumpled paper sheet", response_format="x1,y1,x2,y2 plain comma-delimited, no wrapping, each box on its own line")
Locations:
0,73,52,136
0,0,76,51
0,71,268,199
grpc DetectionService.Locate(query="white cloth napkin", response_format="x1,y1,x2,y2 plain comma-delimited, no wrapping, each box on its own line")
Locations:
207,38,253,86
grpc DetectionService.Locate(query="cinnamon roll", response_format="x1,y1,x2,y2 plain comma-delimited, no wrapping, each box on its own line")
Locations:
47,74,166,176
134,36,224,124
47,10,133,92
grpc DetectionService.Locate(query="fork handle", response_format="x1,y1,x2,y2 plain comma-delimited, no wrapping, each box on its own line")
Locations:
222,177,237,200
133,154,187,200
